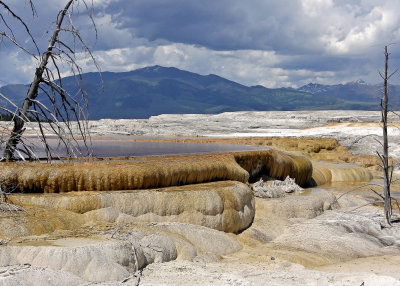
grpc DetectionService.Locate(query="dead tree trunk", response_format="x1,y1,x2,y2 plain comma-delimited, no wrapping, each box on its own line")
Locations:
2,0,74,160
380,45,392,225
1,0,99,161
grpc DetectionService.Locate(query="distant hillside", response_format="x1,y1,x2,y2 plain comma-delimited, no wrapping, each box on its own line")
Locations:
0,66,397,119
298,79,400,108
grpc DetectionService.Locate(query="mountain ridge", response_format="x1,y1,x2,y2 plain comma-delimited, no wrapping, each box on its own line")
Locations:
0,65,397,119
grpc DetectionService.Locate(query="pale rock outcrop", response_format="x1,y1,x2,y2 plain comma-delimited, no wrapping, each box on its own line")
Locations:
9,181,255,234
0,223,247,284
0,265,85,286
151,222,242,255
0,239,136,282
272,208,400,260
0,229,179,283
138,259,400,286
256,189,337,220
140,233,178,264
239,189,338,244
312,162,373,186
252,176,304,198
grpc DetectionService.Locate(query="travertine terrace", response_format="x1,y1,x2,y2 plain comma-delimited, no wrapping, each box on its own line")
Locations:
1,110,400,286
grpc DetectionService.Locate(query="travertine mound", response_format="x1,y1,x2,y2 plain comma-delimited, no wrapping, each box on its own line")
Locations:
254,189,337,220
151,222,242,255
0,231,178,283
0,150,313,193
0,153,247,193
272,208,400,261
0,206,85,238
147,136,385,171
234,151,312,186
8,181,255,233
0,239,138,282
162,136,340,161
0,223,245,284
239,189,338,245
0,264,85,286
138,260,400,286
312,162,373,186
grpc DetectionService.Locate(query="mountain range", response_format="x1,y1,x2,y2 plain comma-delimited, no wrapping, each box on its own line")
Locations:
0,65,398,119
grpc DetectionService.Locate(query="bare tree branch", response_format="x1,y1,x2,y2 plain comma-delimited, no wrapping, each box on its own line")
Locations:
0,0,39,55
0,0,101,161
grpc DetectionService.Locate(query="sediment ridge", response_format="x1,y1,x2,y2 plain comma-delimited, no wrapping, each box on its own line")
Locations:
7,181,255,234
0,149,313,193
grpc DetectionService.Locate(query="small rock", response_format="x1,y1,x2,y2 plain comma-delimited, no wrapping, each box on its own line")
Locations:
252,176,303,198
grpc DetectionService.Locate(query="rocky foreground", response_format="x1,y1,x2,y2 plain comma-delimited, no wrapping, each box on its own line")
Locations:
1,110,400,285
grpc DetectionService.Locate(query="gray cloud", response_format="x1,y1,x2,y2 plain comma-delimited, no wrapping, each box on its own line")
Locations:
105,0,314,53
104,0,400,55
1,0,400,88
91,0,400,86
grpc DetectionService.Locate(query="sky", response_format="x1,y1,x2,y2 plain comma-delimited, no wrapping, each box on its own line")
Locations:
1,0,400,88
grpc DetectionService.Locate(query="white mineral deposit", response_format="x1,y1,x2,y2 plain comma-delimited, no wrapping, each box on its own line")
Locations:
1,111,400,286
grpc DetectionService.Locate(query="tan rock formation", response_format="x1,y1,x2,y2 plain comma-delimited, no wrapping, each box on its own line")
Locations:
238,189,338,246
312,162,373,186
272,208,400,261
7,181,255,234
141,136,384,170
0,206,85,238
235,150,312,186
0,239,137,282
0,222,246,283
0,150,313,194
0,153,248,193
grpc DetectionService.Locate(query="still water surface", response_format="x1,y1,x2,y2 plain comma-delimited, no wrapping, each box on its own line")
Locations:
28,137,266,158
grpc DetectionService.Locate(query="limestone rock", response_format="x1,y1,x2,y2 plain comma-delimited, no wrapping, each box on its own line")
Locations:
272,176,304,193
272,208,400,260
152,222,242,255
138,259,400,286
0,264,85,286
0,239,134,282
312,162,373,186
140,233,177,264
0,149,314,194
0,206,85,238
9,181,255,234
193,253,220,263
0,223,244,284
256,189,338,219
252,176,303,198
239,189,338,244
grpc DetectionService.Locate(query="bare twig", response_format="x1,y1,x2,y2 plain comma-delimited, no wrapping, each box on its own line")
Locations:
0,179,25,213
0,0,101,161
332,183,384,205
350,201,380,212
349,134,381,148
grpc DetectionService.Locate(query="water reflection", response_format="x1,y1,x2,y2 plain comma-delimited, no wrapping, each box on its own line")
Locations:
15,137,267,158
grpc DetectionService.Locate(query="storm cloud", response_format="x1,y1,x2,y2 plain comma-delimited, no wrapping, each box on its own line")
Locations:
1,0,400,87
